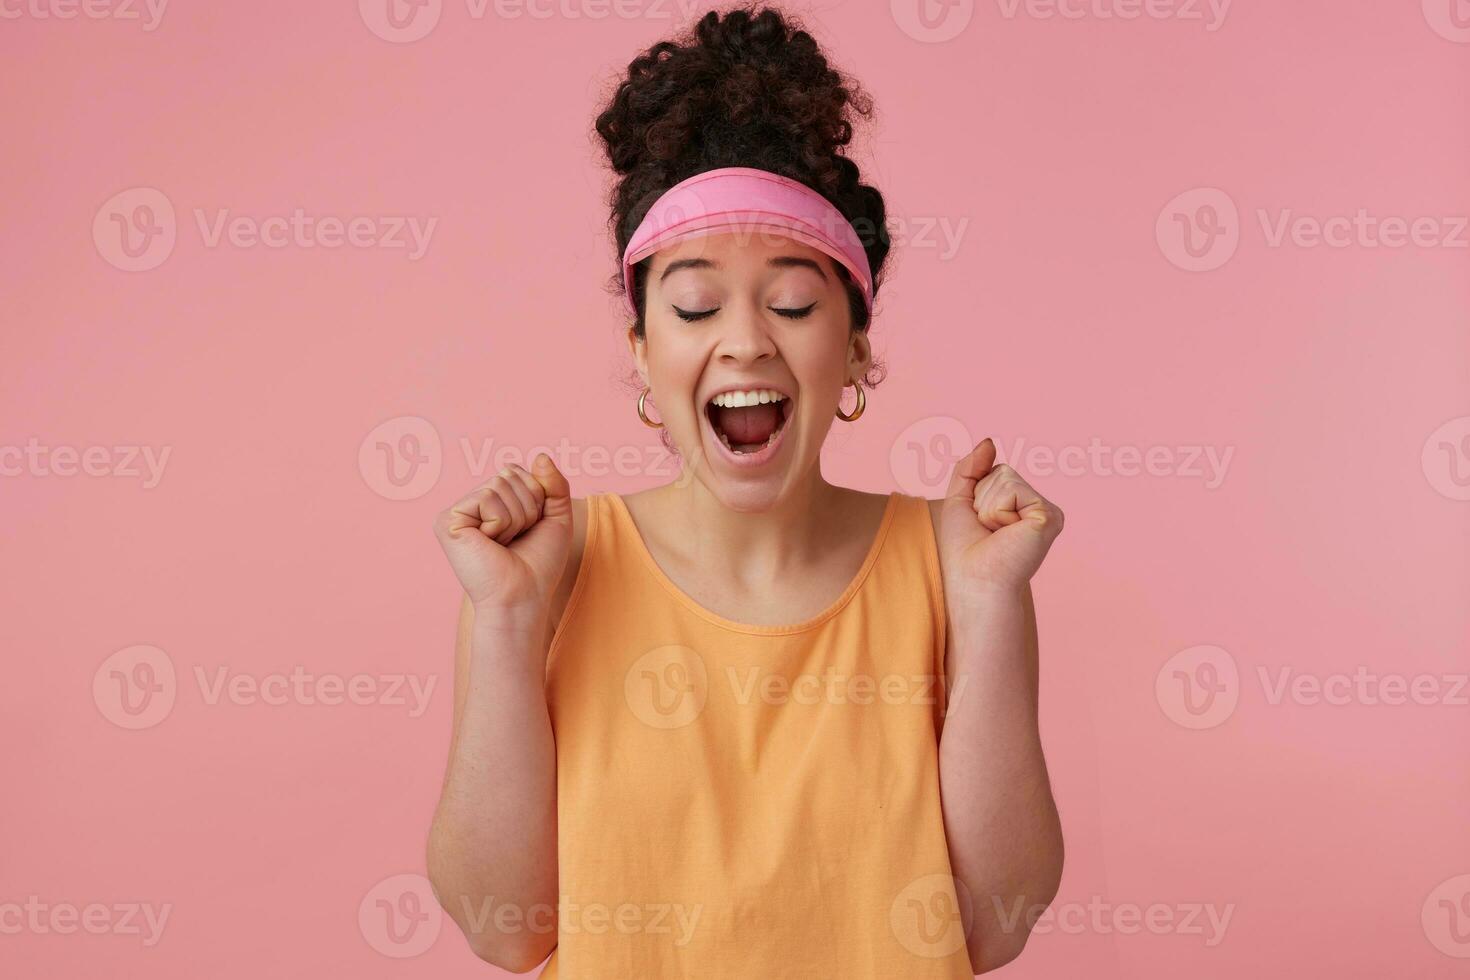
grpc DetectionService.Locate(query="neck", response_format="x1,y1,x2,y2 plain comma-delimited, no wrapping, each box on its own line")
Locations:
650,464,840,582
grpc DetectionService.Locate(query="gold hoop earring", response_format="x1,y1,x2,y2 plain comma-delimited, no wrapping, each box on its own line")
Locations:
836,382,866,422
637,386,664,429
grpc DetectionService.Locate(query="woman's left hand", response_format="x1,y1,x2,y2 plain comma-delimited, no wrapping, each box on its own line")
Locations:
936,437,1065,604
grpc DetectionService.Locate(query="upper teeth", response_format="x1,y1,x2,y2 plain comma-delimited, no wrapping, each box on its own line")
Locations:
711,388,787,408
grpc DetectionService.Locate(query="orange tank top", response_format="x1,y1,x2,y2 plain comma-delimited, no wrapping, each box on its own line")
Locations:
539,490,973,978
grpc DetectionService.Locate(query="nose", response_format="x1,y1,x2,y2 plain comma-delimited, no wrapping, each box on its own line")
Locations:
713,303,778,366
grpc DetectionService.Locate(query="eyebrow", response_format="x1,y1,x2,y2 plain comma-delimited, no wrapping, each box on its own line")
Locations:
658,255,830,285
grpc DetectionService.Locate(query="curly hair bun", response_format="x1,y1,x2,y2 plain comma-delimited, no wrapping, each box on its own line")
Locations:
595,3,891,333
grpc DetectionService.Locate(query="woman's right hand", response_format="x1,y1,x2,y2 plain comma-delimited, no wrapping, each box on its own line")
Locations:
432,454,573,618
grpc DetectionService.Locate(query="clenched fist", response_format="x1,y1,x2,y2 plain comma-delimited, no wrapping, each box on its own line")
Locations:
936,437,1065,604
432,454,573,615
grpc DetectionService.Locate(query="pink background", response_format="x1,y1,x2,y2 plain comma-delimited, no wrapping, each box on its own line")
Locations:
3,1,1468,977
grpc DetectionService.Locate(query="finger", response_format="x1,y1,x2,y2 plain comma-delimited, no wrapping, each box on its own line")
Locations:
435,502,484,541
498,464,543,525
452,480,521,539
943,437,998,503
979,469,1061,537
485,477,529,544
505,461,547,508
443,485,509,541
974,467,1025,530
531,453,573,528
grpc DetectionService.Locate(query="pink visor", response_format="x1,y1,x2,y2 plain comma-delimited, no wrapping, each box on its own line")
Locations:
621,166,873,318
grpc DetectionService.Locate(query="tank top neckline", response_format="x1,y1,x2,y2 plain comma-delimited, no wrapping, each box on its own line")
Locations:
603,490,902,637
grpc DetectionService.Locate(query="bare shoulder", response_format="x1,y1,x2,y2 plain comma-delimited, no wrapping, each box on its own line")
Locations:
836,487,935,528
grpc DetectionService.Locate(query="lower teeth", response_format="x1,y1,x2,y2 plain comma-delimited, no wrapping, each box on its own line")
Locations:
718,429,779,454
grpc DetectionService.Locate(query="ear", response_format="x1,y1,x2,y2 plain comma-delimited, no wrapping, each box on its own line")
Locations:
626,326,649,383
846,330,872,384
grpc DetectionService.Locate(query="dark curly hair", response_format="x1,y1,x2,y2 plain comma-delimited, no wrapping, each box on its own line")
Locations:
593,2,892,393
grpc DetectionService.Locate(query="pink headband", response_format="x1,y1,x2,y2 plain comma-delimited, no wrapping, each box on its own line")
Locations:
621,166,873,318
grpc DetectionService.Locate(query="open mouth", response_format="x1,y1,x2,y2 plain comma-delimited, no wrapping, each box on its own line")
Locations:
704,387,793,457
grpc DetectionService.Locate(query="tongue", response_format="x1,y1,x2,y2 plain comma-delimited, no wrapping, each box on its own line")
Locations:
714,403,781,445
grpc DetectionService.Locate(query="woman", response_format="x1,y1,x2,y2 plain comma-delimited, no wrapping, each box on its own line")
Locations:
426,6,1065,976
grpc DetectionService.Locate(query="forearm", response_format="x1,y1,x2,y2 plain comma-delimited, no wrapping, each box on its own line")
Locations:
428,615,558,969
938,585,1064,973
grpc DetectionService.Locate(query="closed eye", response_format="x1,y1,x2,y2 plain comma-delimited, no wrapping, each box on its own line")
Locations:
773,302,817,319
672,303,817,322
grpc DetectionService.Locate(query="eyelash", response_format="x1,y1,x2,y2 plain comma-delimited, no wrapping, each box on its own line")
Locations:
672,303,817,322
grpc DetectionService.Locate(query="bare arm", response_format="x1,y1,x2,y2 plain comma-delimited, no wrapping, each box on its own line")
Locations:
424,458,578,971
426,598,559,971
927,441,1067,975
939,583,1064,974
